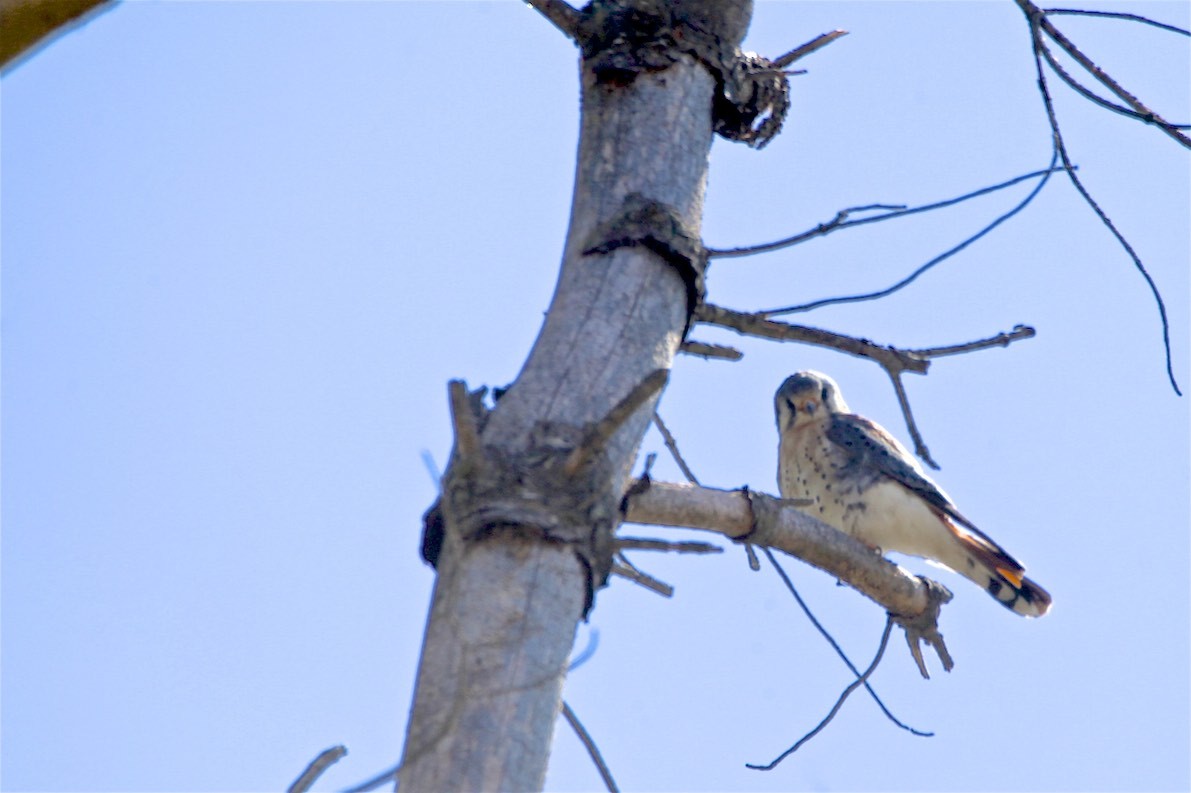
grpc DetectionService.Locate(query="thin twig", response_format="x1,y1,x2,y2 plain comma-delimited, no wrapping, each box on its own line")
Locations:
611,559,674,597
565,370,669,475
679,340,744,360
708,167,1065,260
771,29,849,68
1031,1,1191,147
913,324,1035,358
760,151,1060,316
288,745,347,793
653,407,759,568
652,410,700,485
1044,7,1190,36
746,615,897,771
342,763,400,793
1020,0,1182,395
617,537,723,554
887,371,937,469
757,547,932,738
562,701,620,793
1038,39,1190,128
523,0,581,40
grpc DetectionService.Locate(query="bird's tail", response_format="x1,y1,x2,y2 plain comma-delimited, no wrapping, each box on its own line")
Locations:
951,530,1052,618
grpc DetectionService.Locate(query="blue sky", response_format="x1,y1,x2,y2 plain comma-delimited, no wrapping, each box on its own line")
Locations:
2,2,1188,791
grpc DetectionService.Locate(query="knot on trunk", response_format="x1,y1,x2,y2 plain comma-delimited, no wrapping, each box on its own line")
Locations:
575,0,790,148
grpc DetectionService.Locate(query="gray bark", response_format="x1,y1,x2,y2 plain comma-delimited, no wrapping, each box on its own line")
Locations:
398,2,753,790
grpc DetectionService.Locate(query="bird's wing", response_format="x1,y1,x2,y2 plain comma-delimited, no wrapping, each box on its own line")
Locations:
826,412,1021,566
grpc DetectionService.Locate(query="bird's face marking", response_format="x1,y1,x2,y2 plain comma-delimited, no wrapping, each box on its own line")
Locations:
775,371,849,430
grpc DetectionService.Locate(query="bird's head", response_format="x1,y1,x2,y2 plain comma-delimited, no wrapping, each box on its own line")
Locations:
775,370,850,431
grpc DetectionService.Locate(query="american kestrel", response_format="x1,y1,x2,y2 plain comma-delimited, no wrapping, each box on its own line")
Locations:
775,371,1051,617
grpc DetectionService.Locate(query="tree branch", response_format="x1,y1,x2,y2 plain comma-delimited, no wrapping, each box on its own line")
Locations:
1043,7,1191,36
1018,0,1183,395
707,166,1065,260
758,546,933,736
287,745,347,793
694,303,930,374
746,616,895,771
771,29,849,68
759,152,1060,316
523,0,581,41
561,701,619,792
1030,1,1191,147
678,339,744,360
694,304,1037,465
623,480,937,618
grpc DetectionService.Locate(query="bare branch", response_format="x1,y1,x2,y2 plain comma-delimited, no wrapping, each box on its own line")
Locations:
651,410,701,485
746,616,895,771
342,763,400,793
611,559,674,597
565,369,669,475
1029,1,1191,146
708,167,1065,260
523,0,581,40
758,547,932,737
695,303,929,374
616,536,723,554
447,379,482,461
623,480,937,618
695,304,1037,464
1044,7,1191,36
771,29,849,68
891,578,956,679
679,339,744,360
887,371,938,470
1038,39,1190,128
287,745,347,793
912,324,1036,358
760,153,1060,316
561,701,620,793
1019,2,1183,395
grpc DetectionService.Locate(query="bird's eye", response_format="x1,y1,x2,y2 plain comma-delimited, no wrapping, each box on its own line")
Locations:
820,386,829,401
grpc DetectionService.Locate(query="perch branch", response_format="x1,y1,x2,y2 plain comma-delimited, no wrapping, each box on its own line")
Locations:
623,480,937,618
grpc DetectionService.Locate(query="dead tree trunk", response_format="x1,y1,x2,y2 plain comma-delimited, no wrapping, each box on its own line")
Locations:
398,1,757,789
